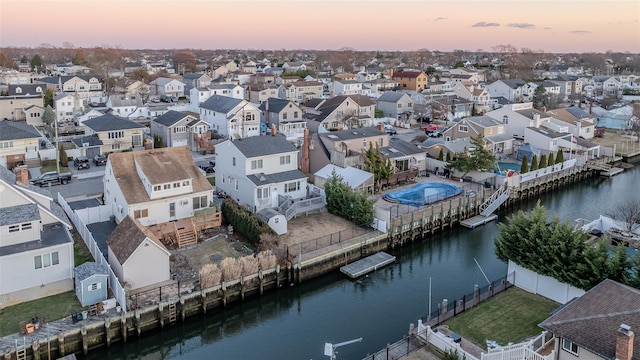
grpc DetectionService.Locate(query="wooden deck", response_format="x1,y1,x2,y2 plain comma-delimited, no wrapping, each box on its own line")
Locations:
460,214,498,229
340,252,396,278
147,208,222,248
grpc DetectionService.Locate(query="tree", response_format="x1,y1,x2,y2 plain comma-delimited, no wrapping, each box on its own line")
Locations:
438,148,444,161
446,135,496,178
172,50,197,73
538,154,547,169
153,135,164,148
547,152,554,167
72,48,87,65
44,88,55,108
363,143,393,191
532,84,547,109
555,149,564,164
520,155,529,173
606,198,640,234
30,55,43,70
0,51,15,69
59,145,68,168
530,154,538,171
42,105,55,126
324,172,374,226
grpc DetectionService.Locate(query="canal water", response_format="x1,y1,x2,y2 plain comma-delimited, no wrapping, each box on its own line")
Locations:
83,166,638,360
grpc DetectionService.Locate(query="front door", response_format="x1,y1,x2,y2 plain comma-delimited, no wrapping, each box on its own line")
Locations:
169,202,175,218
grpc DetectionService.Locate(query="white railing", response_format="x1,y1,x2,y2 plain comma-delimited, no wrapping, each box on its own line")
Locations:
58,194,128,312
417,321,479,360
479,186,509,216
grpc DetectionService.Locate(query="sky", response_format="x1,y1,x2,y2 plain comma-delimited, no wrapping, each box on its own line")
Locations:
1,0,639,53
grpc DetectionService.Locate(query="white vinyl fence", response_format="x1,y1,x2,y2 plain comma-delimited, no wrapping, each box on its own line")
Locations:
58,194,127,311
508,260,585,304
75,204,113,225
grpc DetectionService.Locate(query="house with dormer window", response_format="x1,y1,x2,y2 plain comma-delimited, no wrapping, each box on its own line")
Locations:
189,83,244,111
82,113,146,153
486,102,551,139
441,116,514,155
278,81,324,103
258,98,306,139
0,166,74,306
199,95,260,139
306,95,376,131
485,79,533,102
151,110,210,150
0,120,41,169
149,77,185,98
36,75,104,104
376,92,414,123
215,135,308,213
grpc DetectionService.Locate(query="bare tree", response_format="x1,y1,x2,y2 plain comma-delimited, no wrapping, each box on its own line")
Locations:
607,198,640,234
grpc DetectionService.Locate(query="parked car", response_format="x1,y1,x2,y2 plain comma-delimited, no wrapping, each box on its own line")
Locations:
383,123,397,135
425,129,443,138
93,155,107,166
196,160,215,174
29,171,72,187
73,156,91,170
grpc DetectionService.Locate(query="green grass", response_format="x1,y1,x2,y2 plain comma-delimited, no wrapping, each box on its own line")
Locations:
39,161,70,174
207,176,215,186
72,230,94,266
443,287,560,348
0,292,84,337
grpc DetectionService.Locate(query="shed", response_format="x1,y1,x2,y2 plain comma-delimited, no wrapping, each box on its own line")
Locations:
257,208,287,235
314,164,374,194
516,143,541,162
74,262,108,307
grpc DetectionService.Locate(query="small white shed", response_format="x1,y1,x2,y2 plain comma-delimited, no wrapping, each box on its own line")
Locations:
314,164,375,194
257,208,287,235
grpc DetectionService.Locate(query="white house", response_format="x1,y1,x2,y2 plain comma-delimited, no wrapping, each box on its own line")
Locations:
55,93,85,122
485,79,533,102
0,166,74,306
486,102,551,139
189,83,244,112
149,77,185,98
215,135,308,213
546,107,596,140
106,94,147,120
104,146,214,226
523,127,570,153
199,95,261,139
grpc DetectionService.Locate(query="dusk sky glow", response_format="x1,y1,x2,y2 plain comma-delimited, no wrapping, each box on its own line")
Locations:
1,0,639,53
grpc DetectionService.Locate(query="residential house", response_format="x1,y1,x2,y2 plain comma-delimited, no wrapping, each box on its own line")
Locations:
523,127,569,153
486,102,551,139
380,137,428,174
0,120,41,168
313,164,374,194
376,92,414,123
151,110,210,150
548,77,583,101
149,77,185,98
441,116,513,155
591,76,623,99
74,262,108,307
106,94,146,120
330,80,369,96
282,61,307,72
0,95,44,122
447,68,484,83
36,75,104,104
485,79,533,102
104,146,214,226
546,107,596,140
278,81,323,103
55,93,85,122
451,82,492,112
107,215,170,291
76,108,106,127
0,71,35,85
258,98,306,142
71,134,104,158
306,95,376,132
189,83,244,111
82,113,146,153
431,96,474,123
7,84,45,97
420,137,472,161
23,105,45,127
317,126,389,170
248,84,279,104
182,73,213,96
529,80,562,99
365,79,399,97
0,166,74,306
214,135,308,213
241,61,257,74
391,70,428,91
199,95,260,139
539,279,639,360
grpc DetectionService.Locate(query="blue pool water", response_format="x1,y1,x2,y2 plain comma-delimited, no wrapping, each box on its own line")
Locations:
496,162,522,171
383,182,462,207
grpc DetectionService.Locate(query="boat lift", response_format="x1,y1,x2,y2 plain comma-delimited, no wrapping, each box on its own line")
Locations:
324,337,363,360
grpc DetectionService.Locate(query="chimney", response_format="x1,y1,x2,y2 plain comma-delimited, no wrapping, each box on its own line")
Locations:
616,324,634,360
377,123,384,132
13,165,30,187
300,128,310,174
271,124,277,136
541,105,547,114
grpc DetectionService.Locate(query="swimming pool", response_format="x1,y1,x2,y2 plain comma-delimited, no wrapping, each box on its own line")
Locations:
383,182,462,207
496,162,522,171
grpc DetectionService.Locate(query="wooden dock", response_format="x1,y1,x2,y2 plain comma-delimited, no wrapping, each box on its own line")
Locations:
600,167,624,177
460,214,498,229
340,252,396,279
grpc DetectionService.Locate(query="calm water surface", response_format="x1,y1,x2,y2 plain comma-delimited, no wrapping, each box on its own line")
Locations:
84,166,638,360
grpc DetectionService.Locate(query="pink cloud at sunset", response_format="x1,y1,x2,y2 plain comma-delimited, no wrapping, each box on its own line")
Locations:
1,0,638,52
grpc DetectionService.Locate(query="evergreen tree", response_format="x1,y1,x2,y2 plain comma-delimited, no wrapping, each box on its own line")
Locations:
530,154,539,171
446,134,496,178
44,88,55,108
446,152,451,161
438,148,444,161
555,149,564,164
324,172,374,226
539,154,547,169
42,105,55,126
520,155,529,173
547,152,554,167
30,54,43,70
363,143,393,191
59,145,68,168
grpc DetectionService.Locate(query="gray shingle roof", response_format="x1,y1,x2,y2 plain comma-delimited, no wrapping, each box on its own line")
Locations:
0,203,40,226
258,98,293,113
247,169,307,186
107,216,167,265
539,279,640,359
381,138,424,158
500,79,528,89
83,114,145,132
74,262,108,282
377,91,407,103
230,134,297,158
153,110,192,127
0,120,41,141
466,116,502,128
319,127,385,142
200,95,243,113
71,134,103,148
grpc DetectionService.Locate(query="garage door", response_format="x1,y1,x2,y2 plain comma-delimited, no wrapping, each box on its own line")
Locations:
172,139,188,147
86,147,100,158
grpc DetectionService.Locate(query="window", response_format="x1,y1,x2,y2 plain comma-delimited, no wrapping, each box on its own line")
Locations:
235,180,239,191
34,252,59,269
283,112,288,120
280,155,291,165
459,125,468,132
89,282,101,291
173,126,186,133
561,339,578,355
193,195,208,209
169,203,175,217
0,141,13,149
134,209,148,219
108,131,124,139
164,184,171,190
285,181,300,193
173,182,181,188
503,115,508,124
9,225,19,233
111,143,121,151
182,180,190,186
251,159,263,169
363,139,367,148
257,187,269,199
232,157,236,166
294,111,298,118
153,185,161,191
552,139,558,146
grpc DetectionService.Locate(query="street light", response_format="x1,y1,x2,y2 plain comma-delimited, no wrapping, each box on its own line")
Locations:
324,337,363,360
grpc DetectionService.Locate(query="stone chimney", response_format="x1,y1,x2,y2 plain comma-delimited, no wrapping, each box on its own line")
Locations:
616,324,634,360
13,165,30,187
300,128,310,174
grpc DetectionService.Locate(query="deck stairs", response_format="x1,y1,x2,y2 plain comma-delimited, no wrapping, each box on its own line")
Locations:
168,303,177,324
175,222,197,248
480,186,510,216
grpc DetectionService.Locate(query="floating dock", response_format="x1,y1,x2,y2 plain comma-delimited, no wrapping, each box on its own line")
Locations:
460,214,498,229
600,167,624,177
340,252,396,278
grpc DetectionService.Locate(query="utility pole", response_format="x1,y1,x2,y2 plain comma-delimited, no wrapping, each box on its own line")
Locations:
54,116,60,174
324,337,363,360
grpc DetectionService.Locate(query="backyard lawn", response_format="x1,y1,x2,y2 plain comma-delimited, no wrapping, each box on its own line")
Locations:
443,287,560,349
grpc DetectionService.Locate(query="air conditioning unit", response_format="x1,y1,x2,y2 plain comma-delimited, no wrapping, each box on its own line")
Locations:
181,199,189,205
